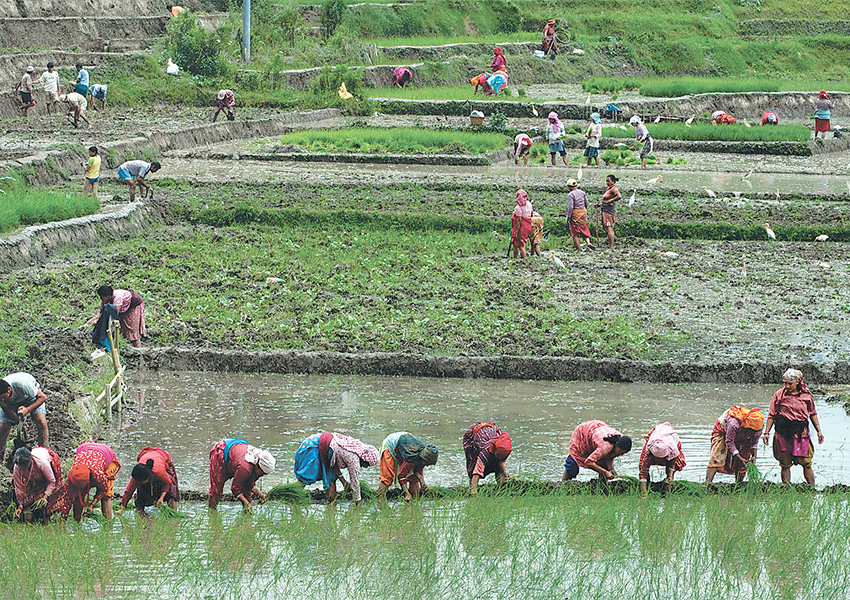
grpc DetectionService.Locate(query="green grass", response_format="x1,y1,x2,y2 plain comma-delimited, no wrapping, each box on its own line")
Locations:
367,85,533,101
584,76,850,96
602,123,812,142
365,32,540,46
277,127,508,154
0,180,100,234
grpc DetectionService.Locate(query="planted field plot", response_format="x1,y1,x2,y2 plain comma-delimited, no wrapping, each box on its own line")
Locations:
601,123,812,142
583,76,850,96
366,32,539,46
0,183,100,234
1,493,848,599
368,86,534,101
277,127,508,154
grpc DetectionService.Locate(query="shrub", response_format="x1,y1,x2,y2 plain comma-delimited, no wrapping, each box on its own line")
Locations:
165,10,228,77
321,0,346,39
309,67,363,96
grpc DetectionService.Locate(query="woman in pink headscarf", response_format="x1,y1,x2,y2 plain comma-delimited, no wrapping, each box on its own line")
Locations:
489,46,506,71
511,189,534,259
814,90,835,139
392,66,413,88
639,422,686,497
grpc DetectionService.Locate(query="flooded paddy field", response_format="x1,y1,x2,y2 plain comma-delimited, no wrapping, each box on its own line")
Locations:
118,372,850,491
3,373,849,600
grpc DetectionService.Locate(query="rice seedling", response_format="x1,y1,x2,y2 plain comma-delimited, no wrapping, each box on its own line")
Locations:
157,505,190,518
267,482,312,504
602,123,811,142
367,85,537,102
366,32,540,47
0,181,100,234
278,127,508,155
584,76,850,97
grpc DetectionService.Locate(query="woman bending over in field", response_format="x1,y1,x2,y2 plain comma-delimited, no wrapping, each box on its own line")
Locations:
638,422,686,497
294,432,380,504
208,439,275,512
463,422,512,494
562,420,632,481
377,431,438,502
705,406,763,483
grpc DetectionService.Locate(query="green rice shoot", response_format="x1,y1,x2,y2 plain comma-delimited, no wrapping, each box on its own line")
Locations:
267,482,312,505
278,127,508,155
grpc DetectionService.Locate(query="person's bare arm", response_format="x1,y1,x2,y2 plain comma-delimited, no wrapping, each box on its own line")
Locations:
19,390,46,418
811,415,824,444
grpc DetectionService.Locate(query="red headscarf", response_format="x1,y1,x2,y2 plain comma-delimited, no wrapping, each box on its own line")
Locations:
494,46,503,56
819,90,829,99
490,432,512,461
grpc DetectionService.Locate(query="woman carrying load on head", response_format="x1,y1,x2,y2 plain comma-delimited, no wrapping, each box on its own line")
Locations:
377,431,438,502
463,422,512,495
208,438,275,512
705,406,763,483
489,46,506,71
638,422,686,497
566,178,594,251
542,19,558,56
120,447,180,513
562,420,632,481
511,188,534,259
294,432,380,504
13,446,63,522
762,369,824,486
814,90,835,139
51,442,120,522
392,66,413,88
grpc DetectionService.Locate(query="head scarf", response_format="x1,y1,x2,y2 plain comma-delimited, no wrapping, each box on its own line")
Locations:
782,368,809,393
820,90,829,99
244,445,276,474
728,406,764,432
548,111,562,134
547,19,555,24
331,433,380,466
217,90,226,100
493,46,503,56
516,188,528,206
397,434,438,464
629,115,640,125
490,432,512,461
645,422,681,460
68,463,90,490
590,112,601,124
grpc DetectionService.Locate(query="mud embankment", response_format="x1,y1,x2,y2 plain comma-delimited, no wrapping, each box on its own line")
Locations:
0,16,166,52
125,347,850,385
376,41,540,62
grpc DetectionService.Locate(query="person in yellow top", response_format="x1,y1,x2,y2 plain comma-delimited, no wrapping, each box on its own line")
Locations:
166,4,185,16
83,146,101,197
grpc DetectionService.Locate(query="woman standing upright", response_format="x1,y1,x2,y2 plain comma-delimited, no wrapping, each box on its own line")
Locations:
511,189,534,259
814,90,835,139
762,369,823,486
542,19,558,57
599,174,622,248
566,178,594,251
489,46,506,71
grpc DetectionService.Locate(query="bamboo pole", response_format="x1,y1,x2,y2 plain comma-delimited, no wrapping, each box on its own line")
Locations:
107,321,120,375
104,383,112,422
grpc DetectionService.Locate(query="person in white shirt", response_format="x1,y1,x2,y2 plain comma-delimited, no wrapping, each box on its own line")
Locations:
59,92,91,128
38,62,60,115
584,112,602,167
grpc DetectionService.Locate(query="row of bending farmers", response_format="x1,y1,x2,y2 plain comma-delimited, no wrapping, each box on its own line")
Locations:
10,369,824,519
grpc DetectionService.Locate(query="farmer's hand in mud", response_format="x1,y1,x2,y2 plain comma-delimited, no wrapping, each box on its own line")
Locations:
403,493,412,503
14,505,22,518
602,469,616,480
256,491,267,504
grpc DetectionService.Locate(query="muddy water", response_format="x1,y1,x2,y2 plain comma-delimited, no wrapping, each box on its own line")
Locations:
119,372,850,492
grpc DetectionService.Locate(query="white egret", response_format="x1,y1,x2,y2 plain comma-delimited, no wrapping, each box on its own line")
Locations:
614,142,629,148
585,93,591,105
743,121,751,128
815,234,829,242
653,115,661,124
646,175,662,185
764,222,776,240
628,190,636,207
685,116,695,126
532,106,539,117
703,186,717,199
577,164,583,182
618,125,627,130
551,251,566,270
662,251,679,258
742,169,753,180
818,262,831,269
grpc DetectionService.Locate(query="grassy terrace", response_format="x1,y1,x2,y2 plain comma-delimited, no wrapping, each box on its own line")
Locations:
276,127,508,154
584,76,850,96
0,491,847,599
601,123,813,142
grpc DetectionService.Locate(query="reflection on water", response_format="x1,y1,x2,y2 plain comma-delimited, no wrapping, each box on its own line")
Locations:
119,372,850,492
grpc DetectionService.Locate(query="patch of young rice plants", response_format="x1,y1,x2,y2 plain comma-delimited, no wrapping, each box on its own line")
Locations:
602,123,811,142
278,127,508,154
0,182,100,234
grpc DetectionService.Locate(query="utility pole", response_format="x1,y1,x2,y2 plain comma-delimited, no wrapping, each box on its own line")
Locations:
242,0,251,63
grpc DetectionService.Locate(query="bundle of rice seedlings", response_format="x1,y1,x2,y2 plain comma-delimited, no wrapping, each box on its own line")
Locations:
423,485,463,499
158,505,190,519
358,482,378,501
1,502,16,522
745,461,764,484
267,482,312,505
671,480,706,497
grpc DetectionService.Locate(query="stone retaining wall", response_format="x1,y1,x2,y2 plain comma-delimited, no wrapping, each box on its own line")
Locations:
0,202,146,270
376,41,540,62
126,347,850,385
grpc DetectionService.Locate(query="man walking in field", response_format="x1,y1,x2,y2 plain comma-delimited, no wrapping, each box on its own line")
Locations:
14,66,37,117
